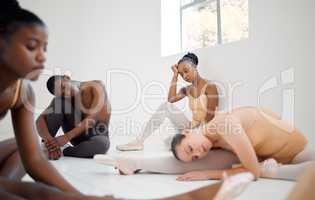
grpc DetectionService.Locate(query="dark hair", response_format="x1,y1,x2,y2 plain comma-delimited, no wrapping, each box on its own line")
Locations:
171,133,186,161
178,52,199,66
0,0,45,40
46,75,64,95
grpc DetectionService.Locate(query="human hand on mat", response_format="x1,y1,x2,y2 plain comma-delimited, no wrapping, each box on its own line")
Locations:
55,135,69,147
177,171,211,181
44,138,62,160
47,148,62,160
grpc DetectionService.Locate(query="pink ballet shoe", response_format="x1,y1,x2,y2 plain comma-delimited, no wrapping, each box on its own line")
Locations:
94,154,139,175
214,172,254,200
116,139,144,151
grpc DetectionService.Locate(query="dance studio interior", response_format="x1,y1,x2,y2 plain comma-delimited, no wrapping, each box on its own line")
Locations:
0,0,314,199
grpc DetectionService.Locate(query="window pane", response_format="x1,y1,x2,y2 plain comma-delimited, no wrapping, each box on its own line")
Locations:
182,0,218,51
161,0,181,56
181,0,194,7
221,0,249,43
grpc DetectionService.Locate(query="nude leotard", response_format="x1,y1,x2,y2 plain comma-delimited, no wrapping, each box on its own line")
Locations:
188,87,208,128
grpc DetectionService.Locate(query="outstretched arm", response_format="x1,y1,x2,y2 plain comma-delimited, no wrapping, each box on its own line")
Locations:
11,82,77,193
218,115,260,178
176,166,249,181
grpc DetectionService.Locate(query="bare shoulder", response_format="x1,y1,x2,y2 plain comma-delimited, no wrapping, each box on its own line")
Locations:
204,81,217,95
14,80,35,109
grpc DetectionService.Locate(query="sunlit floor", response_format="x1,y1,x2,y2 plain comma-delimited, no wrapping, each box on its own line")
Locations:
22,133,295,200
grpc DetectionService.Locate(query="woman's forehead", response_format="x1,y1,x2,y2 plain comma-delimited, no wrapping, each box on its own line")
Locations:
178,62,193,70
13,25,48,43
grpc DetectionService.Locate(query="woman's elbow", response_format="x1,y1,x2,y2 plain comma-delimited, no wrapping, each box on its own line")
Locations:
168,97,175,103
36,115,44,128
23,153,46,176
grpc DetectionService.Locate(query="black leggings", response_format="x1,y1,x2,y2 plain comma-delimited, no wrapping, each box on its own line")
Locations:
43,98,110,158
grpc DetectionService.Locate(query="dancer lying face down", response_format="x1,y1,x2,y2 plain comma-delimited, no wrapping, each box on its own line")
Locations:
171,107,315,181
36,75,111,159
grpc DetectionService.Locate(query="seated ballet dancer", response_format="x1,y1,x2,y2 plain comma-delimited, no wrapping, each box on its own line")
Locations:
116,52,220,151
171,106,314,181
0,1,114,199
36,75,111,159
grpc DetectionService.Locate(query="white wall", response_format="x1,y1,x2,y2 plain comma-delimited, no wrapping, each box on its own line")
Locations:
1,0,314,146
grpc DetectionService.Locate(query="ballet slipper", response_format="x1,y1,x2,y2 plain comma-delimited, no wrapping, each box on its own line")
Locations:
116,139,144,151
259,158,281,178
94,154,139,175
214,172,254,200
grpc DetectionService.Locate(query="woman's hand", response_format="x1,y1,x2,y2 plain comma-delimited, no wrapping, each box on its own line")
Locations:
44,138,60,151
176,171,211,181
171,64,179,78
47,148,62,160
44,138,62,160
55,135,69,147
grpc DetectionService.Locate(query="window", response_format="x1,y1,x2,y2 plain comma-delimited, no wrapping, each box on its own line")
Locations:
161,0,248,56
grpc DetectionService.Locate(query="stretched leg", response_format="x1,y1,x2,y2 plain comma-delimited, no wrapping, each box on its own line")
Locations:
262,146,315,181
0,150,25,181
95,149,239,174
0,139,25,180
42,97,66,138
288,163,315,200
116,102,189,151
0,188,26,200
63,135,110,158
0,177,114,200
134,149,238,174
0,138,18,164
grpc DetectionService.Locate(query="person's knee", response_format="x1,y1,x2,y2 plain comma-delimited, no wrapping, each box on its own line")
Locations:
91,137,110,154
0,138,17,149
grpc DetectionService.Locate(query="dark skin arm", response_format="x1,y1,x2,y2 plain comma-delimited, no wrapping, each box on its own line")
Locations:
0,177,115,200
10,82,78,193
168,64,188,103
176,166,249,181
58,81,111,144
36,108,62,160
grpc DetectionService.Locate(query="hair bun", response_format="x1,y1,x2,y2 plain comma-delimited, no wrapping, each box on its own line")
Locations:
0,0,21,12
184,52,198,65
